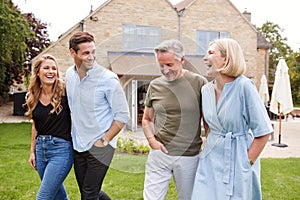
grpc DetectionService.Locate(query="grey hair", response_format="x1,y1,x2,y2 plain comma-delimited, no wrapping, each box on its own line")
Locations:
154,39,185,61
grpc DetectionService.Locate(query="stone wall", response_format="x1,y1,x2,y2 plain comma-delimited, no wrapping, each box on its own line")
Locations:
35,0,268,87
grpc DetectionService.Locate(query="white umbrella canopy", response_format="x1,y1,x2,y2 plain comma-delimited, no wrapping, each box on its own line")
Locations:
258,74,269,105
270,58,294,115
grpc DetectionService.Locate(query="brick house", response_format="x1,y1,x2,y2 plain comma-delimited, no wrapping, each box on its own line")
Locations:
33,0,271,130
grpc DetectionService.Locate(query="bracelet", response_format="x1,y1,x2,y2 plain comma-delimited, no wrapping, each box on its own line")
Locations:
249,159,254,166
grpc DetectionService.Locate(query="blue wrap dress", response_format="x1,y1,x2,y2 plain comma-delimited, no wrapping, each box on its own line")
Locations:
192,76,273,200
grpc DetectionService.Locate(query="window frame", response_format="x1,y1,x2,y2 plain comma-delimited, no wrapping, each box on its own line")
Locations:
123,24,161,52
197,30,230,55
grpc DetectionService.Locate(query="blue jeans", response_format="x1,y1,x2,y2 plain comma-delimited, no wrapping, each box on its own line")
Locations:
36,135,73,200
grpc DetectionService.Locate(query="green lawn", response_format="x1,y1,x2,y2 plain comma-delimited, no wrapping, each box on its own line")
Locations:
0,123,299,199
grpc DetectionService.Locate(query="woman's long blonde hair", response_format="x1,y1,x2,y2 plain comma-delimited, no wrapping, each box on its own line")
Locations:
25,54,65,118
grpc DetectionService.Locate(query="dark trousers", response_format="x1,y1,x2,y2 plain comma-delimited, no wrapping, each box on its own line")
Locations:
74,145,115,200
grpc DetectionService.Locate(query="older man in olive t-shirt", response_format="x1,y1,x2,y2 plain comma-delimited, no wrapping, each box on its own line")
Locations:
142,39,207,200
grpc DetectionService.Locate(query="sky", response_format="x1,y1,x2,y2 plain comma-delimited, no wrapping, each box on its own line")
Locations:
11,0,300,50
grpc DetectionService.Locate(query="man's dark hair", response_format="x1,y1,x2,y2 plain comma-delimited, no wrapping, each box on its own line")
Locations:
69,32,95,53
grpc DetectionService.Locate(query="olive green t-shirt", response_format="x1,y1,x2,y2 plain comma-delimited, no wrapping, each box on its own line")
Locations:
145,70,207,156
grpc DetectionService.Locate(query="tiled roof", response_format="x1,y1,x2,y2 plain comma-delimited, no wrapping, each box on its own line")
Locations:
174,0,196,11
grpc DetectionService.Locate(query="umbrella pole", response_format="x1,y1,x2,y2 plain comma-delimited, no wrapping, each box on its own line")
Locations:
278,111,282,144
272,103,288,147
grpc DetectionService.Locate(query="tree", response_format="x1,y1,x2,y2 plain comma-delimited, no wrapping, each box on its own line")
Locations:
24,13,51,69
258,21,300,105
258,21,293,82
23,13,51,84
0,0,33,102
0,0,51,103
287,52,300,105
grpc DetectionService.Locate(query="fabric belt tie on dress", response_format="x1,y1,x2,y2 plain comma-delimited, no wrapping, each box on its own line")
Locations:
221,131,247,196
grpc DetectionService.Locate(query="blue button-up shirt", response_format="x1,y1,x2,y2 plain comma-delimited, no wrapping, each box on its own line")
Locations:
66,63,130,152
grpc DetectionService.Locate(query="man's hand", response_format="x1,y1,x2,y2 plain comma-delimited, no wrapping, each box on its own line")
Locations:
147,136,168,154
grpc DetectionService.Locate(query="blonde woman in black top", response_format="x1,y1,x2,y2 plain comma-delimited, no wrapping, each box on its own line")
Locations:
26,54,73,200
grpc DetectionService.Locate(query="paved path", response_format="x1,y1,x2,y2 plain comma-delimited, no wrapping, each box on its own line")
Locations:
1,101,299,158
261,118,300,158
120,118,300,158
0,101,29,123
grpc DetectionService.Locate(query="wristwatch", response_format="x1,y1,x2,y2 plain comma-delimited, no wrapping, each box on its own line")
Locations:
100,137,109,146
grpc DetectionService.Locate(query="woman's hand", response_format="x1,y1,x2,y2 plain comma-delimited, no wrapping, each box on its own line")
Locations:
29,152,37,170
248,133,271,164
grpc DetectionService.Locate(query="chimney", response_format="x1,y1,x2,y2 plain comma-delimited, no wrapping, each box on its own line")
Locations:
242,9,251,22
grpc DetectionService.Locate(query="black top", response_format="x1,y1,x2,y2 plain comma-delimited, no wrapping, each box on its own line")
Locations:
32,96,72,141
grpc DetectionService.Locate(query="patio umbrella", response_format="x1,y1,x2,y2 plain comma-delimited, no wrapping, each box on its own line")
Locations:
270,58,293,147
258,74,269,105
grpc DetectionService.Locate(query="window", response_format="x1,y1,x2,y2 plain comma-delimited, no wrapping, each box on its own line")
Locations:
123,24,161,51
197,31,230,55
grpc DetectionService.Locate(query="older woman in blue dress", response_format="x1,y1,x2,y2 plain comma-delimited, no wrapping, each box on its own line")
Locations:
192,38,273,200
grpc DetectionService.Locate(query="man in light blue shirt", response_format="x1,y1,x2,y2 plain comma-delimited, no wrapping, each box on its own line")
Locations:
66,31,130,200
